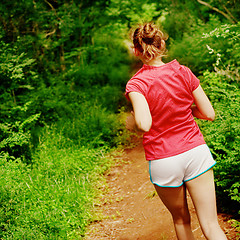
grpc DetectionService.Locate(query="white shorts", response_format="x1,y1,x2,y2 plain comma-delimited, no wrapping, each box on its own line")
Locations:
149,144,216,188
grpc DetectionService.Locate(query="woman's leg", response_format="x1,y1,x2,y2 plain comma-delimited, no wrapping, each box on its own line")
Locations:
185,169,227,240
154,184,195,240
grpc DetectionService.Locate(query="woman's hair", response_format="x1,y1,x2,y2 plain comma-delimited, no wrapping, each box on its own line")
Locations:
132,22,168,62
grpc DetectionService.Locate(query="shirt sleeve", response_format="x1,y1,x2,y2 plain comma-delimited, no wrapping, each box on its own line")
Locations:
125,77,148,101
182,66,200,92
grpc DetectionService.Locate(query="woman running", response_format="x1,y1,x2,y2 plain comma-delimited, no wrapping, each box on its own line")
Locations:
125,22,227,240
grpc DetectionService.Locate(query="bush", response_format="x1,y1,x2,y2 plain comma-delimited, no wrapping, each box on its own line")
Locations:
197,71,240,215
0,40,38,110
0,112,41,163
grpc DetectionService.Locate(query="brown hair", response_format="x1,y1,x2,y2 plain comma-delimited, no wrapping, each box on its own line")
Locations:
132,23,167,62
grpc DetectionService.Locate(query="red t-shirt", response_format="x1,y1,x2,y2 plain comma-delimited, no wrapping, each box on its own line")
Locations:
125,59,205,160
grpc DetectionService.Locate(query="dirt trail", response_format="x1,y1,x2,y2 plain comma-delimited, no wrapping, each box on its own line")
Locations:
85,138,238,240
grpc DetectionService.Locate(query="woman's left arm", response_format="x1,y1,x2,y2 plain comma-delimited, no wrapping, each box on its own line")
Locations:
192,85,215,121
128,92,152,132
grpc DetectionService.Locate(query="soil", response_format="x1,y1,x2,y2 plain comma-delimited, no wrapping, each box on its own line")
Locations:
84,136,239,240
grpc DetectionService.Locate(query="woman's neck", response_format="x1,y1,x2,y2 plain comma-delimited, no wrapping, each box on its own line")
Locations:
143,58,165,67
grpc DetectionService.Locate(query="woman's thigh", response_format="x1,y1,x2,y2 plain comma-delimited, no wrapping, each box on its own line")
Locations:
185,169,218,225
154,184,190,222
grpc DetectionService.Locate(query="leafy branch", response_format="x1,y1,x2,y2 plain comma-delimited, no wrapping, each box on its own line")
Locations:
196,0,237,23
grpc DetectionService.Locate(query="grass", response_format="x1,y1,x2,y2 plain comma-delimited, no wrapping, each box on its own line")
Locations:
0,124,113,239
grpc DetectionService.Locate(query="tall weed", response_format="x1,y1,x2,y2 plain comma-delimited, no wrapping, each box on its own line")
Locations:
56,102,121,148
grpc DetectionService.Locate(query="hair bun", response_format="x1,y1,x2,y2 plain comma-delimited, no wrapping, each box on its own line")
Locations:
142,23,157,45
132,22,167,62
142,36,154,44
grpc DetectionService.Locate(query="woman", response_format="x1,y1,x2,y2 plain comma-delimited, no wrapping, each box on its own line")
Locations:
125,22,227,240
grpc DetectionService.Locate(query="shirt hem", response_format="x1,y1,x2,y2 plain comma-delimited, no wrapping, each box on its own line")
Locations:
145,142,206,161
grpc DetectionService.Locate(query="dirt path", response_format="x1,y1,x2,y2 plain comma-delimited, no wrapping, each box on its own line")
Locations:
85,139,238,240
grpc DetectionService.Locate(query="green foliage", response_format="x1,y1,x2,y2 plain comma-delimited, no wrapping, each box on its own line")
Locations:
0,0,111,73
0,37,40,164
161,9,196,41
61,14,132,89
0,40,37,113
192,22,240,215
202,23,240,80
56,104,120,148
0,127,111,239
107,0,161,25
166,20,240,75
197,71,240,214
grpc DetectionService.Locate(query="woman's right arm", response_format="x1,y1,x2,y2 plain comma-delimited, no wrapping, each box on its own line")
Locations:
128,91,152,132
191,85,215,121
